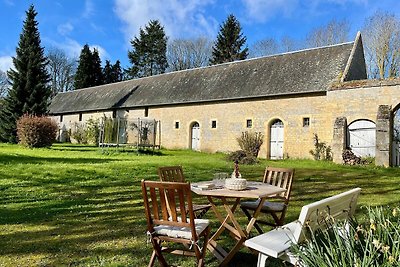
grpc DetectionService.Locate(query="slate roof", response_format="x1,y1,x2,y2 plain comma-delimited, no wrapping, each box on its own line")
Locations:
49,41,359,115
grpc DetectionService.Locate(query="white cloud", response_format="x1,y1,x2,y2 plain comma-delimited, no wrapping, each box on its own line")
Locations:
49,38,82,58
46,37,110,64
113,0,218,44
0,56,13,72
57,22,74,36
82,0,95,18
89,44,110,61
241,0,299,23
240,0,370,23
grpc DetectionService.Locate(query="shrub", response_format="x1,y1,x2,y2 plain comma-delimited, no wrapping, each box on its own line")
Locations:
309,133,332,161
85,118,100,145
227,131,263,165
293,206,400,267
237,131,264,158
16,114,58,148
70,123,87,144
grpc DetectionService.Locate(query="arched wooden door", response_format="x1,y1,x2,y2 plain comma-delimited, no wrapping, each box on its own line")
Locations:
191,122,200,151
270,120,284,159
348,120,376,157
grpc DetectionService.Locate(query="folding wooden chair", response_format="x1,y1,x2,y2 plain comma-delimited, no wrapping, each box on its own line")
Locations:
141,180,210,267
240,167,295,234
158,166,211,219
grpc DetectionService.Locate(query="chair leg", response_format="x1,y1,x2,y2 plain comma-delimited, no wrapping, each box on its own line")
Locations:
150,239,168,267
148,250,156,267
197,227,210,267
241,207,264,234
257,253,269,267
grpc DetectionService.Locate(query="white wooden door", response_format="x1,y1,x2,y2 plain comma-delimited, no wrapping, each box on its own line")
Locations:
348,120,376,157
191,122,200,151
270,120,284,159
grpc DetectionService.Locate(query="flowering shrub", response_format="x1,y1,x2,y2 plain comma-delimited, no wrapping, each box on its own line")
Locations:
293,206,400,267
17,114,58,148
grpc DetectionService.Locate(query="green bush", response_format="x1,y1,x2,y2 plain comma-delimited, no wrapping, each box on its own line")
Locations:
16,114,58,148
85,118,100,145
293,206,400,267
70,123,87,144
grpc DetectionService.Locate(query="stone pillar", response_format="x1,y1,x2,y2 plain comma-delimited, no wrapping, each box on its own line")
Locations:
375,105,392,167
332,117,347,164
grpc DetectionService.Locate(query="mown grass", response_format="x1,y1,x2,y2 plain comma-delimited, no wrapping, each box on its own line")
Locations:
0,143,399,266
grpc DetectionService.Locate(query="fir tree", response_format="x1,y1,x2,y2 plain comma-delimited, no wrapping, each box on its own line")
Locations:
112,60,123,82
103,60,123,84
103,60,113,84
91,48,103,86
74,45,103,89
210,14,248,65
0,5,50,143
127,20,168,78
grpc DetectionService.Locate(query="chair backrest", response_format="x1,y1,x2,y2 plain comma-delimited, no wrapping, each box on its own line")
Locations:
292,187,361,244
263,167,295,201
158,166,185,182
141,180,198,239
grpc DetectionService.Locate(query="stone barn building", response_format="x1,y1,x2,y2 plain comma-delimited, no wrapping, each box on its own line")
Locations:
48,33,400,166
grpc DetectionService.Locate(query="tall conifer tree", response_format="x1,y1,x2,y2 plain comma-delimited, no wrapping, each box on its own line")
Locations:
127,20,168,78
103,60,123,84
91,49,104,86
74,45,103,89
0,5,50,143
210,14,248,65
103,60,113,84
112,60,123,82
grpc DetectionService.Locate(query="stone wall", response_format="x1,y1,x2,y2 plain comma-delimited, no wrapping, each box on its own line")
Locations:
51,82,400,163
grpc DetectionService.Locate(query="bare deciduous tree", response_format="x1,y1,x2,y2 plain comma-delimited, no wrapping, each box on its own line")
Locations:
167,37,212,71
362,11,400,79
0,70,9,97
306,19,350,48
249,38,279,58
47,47,77,97
280,36,300,52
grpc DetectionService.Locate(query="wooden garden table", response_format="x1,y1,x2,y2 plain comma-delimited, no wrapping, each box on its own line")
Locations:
191,181,286,266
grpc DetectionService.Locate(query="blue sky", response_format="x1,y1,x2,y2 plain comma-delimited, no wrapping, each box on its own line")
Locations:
0,0,399,72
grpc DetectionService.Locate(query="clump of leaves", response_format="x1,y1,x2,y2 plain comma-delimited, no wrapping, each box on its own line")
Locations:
16,114,58,148
309,133,332,161
293,206,400,267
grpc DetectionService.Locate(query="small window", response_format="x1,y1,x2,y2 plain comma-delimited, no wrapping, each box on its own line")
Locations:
246,119,252,128
303,117,310,127
112,110,117,118
175,121,180,129
144,107,149,117
60,115,63,122
211,120,217,129
78,113,83,121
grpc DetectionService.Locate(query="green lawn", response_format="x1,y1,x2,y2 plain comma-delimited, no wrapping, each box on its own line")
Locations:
0,143,399,266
